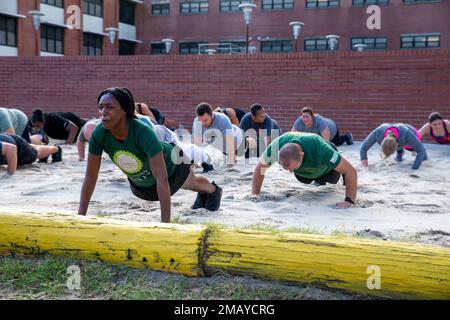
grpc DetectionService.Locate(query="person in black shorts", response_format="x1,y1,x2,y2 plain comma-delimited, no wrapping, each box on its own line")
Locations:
30,108,87,144
214,106,247,126
79,88,223,223
135,102,180,130
0,133,62,175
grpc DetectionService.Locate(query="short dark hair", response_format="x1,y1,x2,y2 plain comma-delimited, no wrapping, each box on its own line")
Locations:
31,108,45,124
196,102,213,116
250,103,263,116
97,87,137,119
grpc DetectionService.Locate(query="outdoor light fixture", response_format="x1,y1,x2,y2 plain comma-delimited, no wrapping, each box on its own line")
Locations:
238,2,257,54
105,27,120,45
289,21,304,52
354,44,368,52
205,49,216,55
162,38,174,54
28,11,45,31
326,34,340,51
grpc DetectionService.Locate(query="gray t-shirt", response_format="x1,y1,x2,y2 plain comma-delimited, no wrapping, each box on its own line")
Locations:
192,112,243,153
292,114,337,140
0,108,28,136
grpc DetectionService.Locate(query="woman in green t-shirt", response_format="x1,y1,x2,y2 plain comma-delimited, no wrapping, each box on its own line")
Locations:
78,88,222,223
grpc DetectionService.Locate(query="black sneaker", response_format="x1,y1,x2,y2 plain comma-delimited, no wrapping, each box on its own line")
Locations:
313,180,326,186
204,182,222,211
52,146,62,163
201,162,214,173
191,192,207,210
346,133,354,145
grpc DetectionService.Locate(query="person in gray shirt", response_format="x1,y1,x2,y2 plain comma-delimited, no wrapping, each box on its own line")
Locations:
0,108,31,143
292,107,353,146
192,102,243,165
360,123,427,170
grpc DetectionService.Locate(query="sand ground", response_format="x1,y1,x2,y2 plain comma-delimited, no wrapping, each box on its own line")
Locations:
1,140,449,247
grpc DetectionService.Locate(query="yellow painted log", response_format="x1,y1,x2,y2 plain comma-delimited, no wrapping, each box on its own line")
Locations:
0,212,206,276
204,229,450,299
1,212,450,299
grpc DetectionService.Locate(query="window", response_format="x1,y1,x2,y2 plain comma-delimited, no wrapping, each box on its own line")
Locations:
261,40,293,53
152,3,170,15
120,0,135,25
84,0,103,17
304,38,330,51
179,42,207,54
218,41,246,53
83,33,102,55
119,40,135,55
262,0,294,11
151,43,167,54
41,0,64,7
41,25,64,54
351,37,387,50
180,1,209,14
403,0,440,3
401,34,440,49
220,0,250,12
306,0,340,8
352,0,388,5
0,15,17,47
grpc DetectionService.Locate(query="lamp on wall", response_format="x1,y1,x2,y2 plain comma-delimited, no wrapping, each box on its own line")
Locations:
354,44,368,52
28,11,45,56
162,38,174,54
105,27,119,54
238,2,257,54
326,34,340,51
289,21,304,52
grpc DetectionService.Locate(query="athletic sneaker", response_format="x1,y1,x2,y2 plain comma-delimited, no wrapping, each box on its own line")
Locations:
204,182,222,211
201,162,214,173
191,192,207,210
313,180,326,186
52,146,62,163
346,133,354,145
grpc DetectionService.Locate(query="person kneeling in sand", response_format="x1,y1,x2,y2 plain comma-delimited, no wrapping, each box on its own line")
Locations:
251,132,357,209
78,87,223,223
0,133,62,175
360,123,427,170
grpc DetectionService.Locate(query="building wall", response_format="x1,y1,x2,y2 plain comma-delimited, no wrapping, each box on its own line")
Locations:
136,0,450,54
0,49,449,140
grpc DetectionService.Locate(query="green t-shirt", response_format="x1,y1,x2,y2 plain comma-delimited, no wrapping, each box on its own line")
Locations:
89,118,176,188
262,132,342,179
0,108,28,136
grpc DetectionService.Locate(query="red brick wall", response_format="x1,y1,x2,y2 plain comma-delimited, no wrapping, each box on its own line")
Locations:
0,49,449,140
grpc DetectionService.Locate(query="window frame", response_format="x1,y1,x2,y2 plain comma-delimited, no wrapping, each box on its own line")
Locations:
41,24,64,54
0,15,17,48
152,3,170,16
83,0,103,18
179,1,209,15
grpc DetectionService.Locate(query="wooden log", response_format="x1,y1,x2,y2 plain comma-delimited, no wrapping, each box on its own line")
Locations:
0,212,206,276
204,229,450,299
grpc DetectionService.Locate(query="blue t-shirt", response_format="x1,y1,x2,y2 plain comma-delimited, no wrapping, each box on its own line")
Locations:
239,113,282,137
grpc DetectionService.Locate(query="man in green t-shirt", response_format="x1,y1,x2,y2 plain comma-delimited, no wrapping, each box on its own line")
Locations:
78,88,223,223
252,132,357,209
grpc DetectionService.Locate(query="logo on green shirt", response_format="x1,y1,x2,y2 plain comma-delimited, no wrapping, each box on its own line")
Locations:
113,150,143,175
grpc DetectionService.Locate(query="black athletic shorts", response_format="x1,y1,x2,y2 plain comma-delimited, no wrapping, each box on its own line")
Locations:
11,134,38,165
129,163,191,201
294,170,341,185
